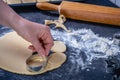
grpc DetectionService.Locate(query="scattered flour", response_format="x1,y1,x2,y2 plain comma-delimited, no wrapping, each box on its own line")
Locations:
51,29,120,71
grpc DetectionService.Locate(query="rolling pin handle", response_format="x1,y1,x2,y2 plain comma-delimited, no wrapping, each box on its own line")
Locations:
36,2,58,11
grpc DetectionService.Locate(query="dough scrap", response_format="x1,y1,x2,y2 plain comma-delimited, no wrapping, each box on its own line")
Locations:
51,41,66,53
45,15,71,32
0,32,66,75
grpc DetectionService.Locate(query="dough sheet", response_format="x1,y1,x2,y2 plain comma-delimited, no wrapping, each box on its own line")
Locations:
0,32,66,75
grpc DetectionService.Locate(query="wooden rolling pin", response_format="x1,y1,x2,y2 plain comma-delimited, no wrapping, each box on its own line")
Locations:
36,1,120,26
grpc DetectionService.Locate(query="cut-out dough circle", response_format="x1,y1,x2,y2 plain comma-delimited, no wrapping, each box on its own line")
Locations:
51,41,66,53
0,32,66,75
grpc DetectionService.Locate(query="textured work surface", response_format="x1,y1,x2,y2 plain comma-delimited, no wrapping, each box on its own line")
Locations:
0,0,120,80
109,0,120,7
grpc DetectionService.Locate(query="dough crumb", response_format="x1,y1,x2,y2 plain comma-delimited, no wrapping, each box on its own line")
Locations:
45,15,71,33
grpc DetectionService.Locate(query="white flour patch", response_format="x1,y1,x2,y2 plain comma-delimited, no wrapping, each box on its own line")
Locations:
51,29,120,72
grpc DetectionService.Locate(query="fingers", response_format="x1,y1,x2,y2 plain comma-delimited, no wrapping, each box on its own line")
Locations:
28,45,36,52
44,43,53,56
44,36,53,56
29,33,53,56
28,25,53,56
41,32,54,56
32,38,45,56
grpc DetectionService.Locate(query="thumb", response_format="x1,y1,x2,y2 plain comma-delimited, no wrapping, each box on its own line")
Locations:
32,38,45,56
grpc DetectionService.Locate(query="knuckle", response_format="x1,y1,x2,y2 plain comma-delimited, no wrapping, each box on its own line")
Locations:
45,26,50,30
50,42,54,47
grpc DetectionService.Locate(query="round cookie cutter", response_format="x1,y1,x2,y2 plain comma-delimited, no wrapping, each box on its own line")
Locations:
26,52,47,72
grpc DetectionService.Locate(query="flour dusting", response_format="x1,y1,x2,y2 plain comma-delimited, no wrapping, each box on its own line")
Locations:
51,29,120,71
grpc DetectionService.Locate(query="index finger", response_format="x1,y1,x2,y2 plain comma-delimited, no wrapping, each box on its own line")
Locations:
41,32,53,56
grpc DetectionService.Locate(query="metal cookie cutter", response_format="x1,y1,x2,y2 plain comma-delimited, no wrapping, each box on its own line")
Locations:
26,52,47,72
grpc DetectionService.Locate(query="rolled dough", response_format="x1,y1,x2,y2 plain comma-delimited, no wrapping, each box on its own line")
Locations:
7,0,21,4
37,0,49,2
22,0,36,3
0,32,66,75
51,41,66,53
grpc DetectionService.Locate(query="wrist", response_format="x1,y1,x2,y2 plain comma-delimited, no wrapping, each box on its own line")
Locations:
11,15,28,33
10,14,22,29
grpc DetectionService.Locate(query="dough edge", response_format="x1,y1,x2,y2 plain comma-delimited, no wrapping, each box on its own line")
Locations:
0,53,66,75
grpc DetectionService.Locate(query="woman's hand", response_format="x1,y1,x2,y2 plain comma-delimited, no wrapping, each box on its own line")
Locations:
15,18,53,56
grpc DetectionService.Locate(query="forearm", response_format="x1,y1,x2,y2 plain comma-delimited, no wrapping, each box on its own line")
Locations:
0,0,23,31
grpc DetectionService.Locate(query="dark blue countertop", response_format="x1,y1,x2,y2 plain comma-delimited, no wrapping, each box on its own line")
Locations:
0,0,120,80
